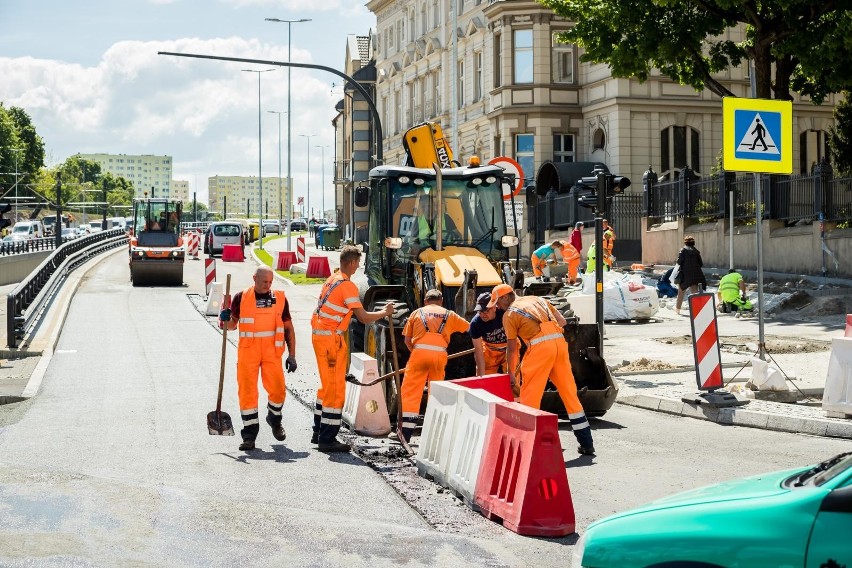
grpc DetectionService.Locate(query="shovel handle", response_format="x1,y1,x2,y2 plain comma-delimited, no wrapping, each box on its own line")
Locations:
346,348,476,387
216,274,231,413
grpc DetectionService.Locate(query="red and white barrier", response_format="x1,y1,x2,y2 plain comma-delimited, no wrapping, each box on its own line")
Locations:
688,292,723,390
185,231,200,259
451,373,514,402
343,353,391,436
296,237,306,263
845,314,852,337
823,337,852,418
205,257,216,295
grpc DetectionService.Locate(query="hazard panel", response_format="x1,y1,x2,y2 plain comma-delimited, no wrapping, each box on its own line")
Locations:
688,293,724,390
722,97,792,174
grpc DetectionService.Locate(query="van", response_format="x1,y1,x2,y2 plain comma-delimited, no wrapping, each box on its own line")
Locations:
110,217,127,231
12,220,45,240
204,221,245,256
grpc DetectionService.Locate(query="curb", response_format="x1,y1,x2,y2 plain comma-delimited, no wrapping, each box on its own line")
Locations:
618,393,852,440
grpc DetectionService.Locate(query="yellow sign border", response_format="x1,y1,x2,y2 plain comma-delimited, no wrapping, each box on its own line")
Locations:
722,97,792,174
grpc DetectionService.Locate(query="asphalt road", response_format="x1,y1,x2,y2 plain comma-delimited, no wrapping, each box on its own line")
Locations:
0,246,849,567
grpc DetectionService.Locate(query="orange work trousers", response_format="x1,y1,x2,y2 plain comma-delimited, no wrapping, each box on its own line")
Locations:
518,321,582,415
531,253,548,277
400,347,448,440
312,332,347,443
237,341,286,411
482,343,507,375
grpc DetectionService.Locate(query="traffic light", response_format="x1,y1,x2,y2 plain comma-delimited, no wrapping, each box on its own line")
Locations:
0,201,11,231
607,175,631,197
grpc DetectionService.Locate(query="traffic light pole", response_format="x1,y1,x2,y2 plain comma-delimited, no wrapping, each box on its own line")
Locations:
595,172,606,354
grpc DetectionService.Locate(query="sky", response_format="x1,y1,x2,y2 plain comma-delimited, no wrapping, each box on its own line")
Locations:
0,0,376,215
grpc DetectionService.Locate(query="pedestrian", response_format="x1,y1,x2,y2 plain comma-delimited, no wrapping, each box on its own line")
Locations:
602,219,616,268
716,268,752,313
399,288,470,443
311,245,394,453
498,286,595,455
674,235,707,315
219,266,297,452
309,217,317,239
469,291,511,377
530,240,564,282
569,222,584,260
656,267,678,298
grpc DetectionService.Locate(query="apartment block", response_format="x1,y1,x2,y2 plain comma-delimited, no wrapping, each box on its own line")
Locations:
171,180,190,202
207,175,291,220
77,153,173,198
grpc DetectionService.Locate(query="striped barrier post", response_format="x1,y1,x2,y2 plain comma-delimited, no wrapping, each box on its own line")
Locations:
187,231,199,259
296,237,305,263
205,257,216,296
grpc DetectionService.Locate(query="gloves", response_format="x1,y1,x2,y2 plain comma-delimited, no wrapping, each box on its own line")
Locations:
285,356,297,373
218,308,231,323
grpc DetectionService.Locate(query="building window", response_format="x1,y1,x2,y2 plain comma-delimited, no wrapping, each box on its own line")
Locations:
408,9,414,42
433,1,439,27
408,83,415,126
553,134,575,162
473,52,483,102
494,33,502,88
660,126,701,177
382,96,389,140
398,19,404,47
457,0,464,16
418,78,425,122
420,3,427,36
513,29,533,84
552,34,574,84
457,59,465,109
394,90,401,134
800,129,828,173
434,71,440,116
516,134,535,186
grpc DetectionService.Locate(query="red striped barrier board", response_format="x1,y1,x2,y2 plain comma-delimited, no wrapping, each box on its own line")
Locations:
296,237,306,263
205,257,216,295
688,293,723,390
845,314,851,338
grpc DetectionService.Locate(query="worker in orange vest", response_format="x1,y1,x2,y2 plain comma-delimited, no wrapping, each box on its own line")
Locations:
602,219,616,268
558,239,582,284
399,288,470,443
219,266,297,452
497,287,596,455
311,245,394,453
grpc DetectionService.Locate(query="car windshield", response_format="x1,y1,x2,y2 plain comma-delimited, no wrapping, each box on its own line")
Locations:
789,452,852,487
12,225,29,234
388,176,508,255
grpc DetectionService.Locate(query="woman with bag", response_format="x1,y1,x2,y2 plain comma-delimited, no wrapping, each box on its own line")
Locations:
674,235,706,315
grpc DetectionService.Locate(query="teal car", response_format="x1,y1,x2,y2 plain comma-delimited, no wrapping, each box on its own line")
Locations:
573,452,852,568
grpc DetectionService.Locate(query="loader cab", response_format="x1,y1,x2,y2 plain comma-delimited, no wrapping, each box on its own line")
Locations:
364,164,513,288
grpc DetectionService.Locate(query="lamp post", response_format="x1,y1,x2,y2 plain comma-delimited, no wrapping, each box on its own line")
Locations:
299,134,315,218
265,17,311,249
242,67,276,250
315,145,329,219
267,109,287,236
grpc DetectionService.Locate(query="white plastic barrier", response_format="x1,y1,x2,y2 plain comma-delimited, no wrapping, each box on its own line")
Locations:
823,337,852,418
416,381,466,487
342,353,391,436
205,282,225,316
566,293,596,324
446,387,505,508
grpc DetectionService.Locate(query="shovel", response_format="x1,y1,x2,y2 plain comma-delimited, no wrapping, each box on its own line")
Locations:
207,273,235,436
386,315,413,456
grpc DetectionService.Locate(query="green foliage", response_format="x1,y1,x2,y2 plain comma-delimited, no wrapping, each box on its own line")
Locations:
829,93,852,176
537,0,852,103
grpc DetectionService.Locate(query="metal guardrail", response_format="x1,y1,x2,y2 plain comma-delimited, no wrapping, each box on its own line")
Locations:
6,229,128,349
0,235,63,256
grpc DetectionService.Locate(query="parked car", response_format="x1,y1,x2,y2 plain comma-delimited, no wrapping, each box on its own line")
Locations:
204,221,245,257
289,219,308,231
572,451,852,568
262,220,281,234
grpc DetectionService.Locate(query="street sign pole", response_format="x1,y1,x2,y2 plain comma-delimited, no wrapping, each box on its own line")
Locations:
754,172,766,360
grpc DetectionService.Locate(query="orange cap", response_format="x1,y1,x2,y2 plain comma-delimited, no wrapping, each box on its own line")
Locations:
487,283,515,308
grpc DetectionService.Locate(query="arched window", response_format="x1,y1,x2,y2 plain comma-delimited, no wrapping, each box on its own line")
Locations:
660,126,700,178
592,128,606,151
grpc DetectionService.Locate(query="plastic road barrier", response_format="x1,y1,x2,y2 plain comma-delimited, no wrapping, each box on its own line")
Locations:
343,353,392,436
205,281,225,316
688,292,723,390
416,381,466,487
451,373,514,402
823,337,852,418
205,257,216,296
221,244,244,262
276,251,297,271
306,256,331,279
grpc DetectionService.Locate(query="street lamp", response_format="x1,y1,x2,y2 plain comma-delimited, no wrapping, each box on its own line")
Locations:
242,67,276,250
315,145,329,219
299,134,315,218
267,109,287,238
0,147,25,222
265,17,311,250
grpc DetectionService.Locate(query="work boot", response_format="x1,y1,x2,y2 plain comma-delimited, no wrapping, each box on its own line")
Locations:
317,440,351,453
577,445,596,456
310,431,319,444
266,416,286,441
239,440,256,451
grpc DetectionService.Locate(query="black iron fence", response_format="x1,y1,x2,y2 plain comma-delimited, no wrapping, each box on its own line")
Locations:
645,161,852,226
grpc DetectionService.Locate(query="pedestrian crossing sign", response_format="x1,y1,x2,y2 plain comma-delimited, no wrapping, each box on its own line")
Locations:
723,97,792,174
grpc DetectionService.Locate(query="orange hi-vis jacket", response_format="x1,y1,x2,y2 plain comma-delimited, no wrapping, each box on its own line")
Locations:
558,240,582,281
310,272,362,335
238,287,287,358
236,287,287,417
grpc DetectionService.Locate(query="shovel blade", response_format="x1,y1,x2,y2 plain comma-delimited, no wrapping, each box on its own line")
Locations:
207,410,235,436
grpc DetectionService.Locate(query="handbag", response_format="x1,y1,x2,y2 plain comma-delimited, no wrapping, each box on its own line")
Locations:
670,263,681,284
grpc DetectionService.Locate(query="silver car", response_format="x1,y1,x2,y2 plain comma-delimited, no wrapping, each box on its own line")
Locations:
204,221,245,256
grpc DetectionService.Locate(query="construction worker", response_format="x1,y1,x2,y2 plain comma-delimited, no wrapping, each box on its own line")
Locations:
558,239,582,284
530,240,564,281
717,268,752,313
469,292,509,376
399,288,470,442
311,245,394,453
219,266,297,452
497,286,596,455
585,242,610,274
602,219,616,268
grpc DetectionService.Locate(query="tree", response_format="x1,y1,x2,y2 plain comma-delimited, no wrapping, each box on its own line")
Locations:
7,106,45,179
829,93,852,175
537,0,852,103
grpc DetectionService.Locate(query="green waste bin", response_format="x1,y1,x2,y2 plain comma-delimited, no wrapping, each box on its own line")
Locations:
321,227,341,250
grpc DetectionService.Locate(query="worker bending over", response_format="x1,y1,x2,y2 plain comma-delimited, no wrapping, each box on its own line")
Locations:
497,287,596,455
531,241,564,282
469,291,511,376
602,219,616,268
717,268,752,313
400,288,470,443
311,245,394,453
220,266,297,452
557,239,582,285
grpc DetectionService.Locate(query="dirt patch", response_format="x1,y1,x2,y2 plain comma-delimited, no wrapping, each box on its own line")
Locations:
656,334,830,354
617,358,680,372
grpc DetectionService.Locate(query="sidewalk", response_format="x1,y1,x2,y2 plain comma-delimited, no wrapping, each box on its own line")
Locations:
2,237,851,439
